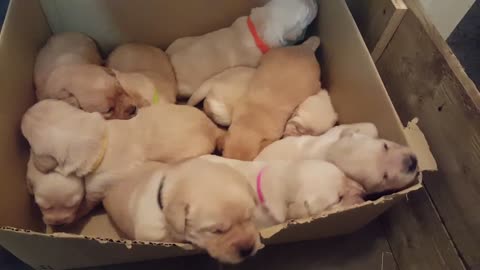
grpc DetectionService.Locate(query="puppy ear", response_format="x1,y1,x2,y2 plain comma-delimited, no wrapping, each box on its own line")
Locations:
164,201,190,237
32,153,58,173
57,88,80,108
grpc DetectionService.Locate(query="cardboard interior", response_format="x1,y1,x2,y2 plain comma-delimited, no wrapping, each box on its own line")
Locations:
0,0,423,269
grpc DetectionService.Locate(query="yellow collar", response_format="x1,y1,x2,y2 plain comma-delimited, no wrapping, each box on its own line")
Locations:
90,134,108,173
152,90,160,105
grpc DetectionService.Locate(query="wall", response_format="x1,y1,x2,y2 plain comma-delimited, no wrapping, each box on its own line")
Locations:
418,0,475,38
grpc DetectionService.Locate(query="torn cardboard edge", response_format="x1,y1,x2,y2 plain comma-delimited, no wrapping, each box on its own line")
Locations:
403,117,438,172
0,181,423,247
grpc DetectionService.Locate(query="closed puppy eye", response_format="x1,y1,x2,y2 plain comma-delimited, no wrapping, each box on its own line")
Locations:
383,173,388,180
383,143,389,151
107,107,114,113
210,226,231,235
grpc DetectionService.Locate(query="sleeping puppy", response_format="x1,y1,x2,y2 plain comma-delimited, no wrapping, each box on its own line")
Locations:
41,64,138,119
34,32,102,94
198,67,256,126
21,100,224,223
255,123,419,194
104,159,262,264
167,0,318,98
284,90,338,136
223,37,321,160
201,156,365,229
26,153,84,226
107,43,177,105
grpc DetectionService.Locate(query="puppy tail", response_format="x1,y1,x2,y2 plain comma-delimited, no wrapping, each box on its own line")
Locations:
302,36,321,51
187,78,215,106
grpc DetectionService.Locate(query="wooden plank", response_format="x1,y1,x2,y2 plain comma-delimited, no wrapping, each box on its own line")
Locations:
376,9,480,269
347,0,407,61
381,187,466,270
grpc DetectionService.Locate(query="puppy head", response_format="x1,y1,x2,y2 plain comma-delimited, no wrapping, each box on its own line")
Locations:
21,100,107,176
253,0,318,46
163,160,261,264
326,132,419,194
27,156,84,225
223,128,274,161
100,69,138,120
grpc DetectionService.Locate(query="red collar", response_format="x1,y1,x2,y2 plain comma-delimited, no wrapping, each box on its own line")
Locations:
247,17,270,54
256,167,267,204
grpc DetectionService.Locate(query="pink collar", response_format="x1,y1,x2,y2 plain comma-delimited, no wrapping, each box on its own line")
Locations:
256,167,267,204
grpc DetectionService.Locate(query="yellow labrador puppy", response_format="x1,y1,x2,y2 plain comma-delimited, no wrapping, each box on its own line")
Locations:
284,90,338,136
167,0,318,98
107,43,177,105
104,160,262,264
201,156,365,229
256,123,419,194
21,100,224,223
223,37,321,160
26,153,85,226
41,64,138,119
195,67,256,126
35,32,137,120
34,32,102,94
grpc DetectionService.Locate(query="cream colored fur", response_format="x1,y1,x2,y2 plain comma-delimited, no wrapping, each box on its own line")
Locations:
223,37,321,160
167,0,317,98
34,32,102,95
107,43,177,105
256,123,419,193
201,155,365,229
21,100,223,224
104,159,262,264
284,90,338,136
196,67,256,126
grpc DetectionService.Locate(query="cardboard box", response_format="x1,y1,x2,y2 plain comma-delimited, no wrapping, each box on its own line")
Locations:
0,0,423,269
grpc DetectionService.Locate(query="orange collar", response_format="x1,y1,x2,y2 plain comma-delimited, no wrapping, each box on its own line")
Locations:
247,17,270,54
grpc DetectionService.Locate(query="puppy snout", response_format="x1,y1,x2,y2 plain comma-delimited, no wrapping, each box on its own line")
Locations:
404,154,418,173
125,105,137,117
238,245,255,258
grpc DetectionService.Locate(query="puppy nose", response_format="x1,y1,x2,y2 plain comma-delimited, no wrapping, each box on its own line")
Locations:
238,246,254,258
404,155,418,173
125,105,137,117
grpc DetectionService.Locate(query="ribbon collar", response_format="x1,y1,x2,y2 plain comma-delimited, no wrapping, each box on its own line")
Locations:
247,17,270,54
256,167,268,204
89,134,108,173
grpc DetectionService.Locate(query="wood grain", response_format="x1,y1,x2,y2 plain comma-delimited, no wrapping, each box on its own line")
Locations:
377,9,480,269
347,0,407,61
381,187,465,270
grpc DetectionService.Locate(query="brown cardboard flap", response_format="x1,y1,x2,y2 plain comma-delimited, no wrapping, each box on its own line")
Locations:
315,0,407,144
0,227,198,270
0,0,50,231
